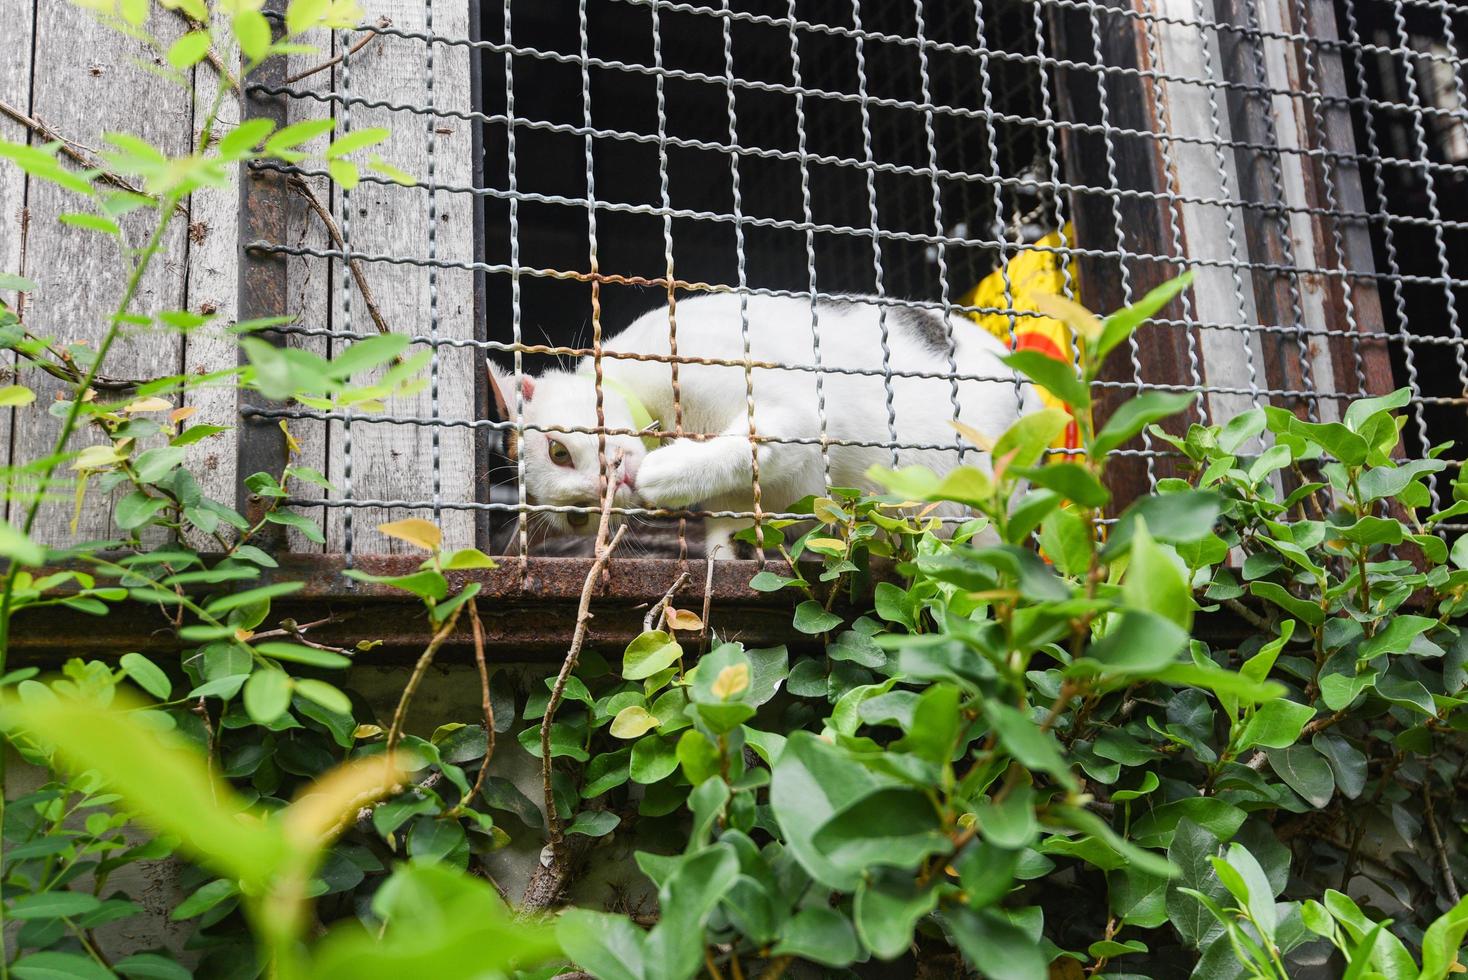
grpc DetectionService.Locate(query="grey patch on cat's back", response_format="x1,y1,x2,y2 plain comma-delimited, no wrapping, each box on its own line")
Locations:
814,295,952,356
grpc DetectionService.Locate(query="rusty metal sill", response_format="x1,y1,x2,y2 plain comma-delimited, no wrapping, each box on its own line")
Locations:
9,556,828,664
8,555,1264,665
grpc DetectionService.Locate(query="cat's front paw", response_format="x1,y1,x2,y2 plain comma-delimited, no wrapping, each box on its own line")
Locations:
634,445,703,509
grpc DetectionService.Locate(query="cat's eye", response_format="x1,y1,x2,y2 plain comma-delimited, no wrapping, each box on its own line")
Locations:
547,440,573,467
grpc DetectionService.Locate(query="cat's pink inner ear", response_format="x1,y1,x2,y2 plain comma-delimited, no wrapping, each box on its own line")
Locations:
519,375,535,402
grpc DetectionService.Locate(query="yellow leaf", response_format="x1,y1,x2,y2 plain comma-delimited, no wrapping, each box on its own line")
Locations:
664,607,702,631
0,385,36,408
281,753,407,849
70,445,125,471
1032,292,1102,342
950,419,996,452
711,663,749,701
352,724,383,740
805,537,845,554
125,396,173,413
170,406,197,424
377,517,441,552
279,419,302,454
609,705,659,739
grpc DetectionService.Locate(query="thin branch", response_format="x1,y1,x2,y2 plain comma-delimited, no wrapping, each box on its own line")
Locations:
699,545,719,655
757,956,792,980
284,174,392,338
463,599,496,807
1424,781,1461,905
540,455,628,843
643,571,691,633
385,605,467,755
1222,597,1273,632
282,18,392,84
0,98,189,218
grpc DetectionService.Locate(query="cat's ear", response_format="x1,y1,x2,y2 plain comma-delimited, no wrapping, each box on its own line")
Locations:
487,361,535,461
487,361,535,417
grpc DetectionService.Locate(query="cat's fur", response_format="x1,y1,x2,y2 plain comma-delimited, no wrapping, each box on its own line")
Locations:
489,293,1039,555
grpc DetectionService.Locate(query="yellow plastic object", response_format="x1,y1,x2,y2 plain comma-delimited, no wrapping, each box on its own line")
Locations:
959,223,1086,455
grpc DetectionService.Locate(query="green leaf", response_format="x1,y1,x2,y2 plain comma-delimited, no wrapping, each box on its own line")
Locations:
1020,462,1111,508
1152,662,1283,703
7,890,104,920
120,653,172,700
0,384,36,407
1166,819,1226,948
1003,349,1089,410
556,909,645,980
1221,842,1278,938
441,548,497,570
1096,273,1193,364
812,786,949,875
264,119,336,154
993,409,1073,471
0,700,287,888
770,731,889,891
114,953,192,980
1076,609,1188,676
1312,733,1366,799
793,600,842,634
854,871,939,960
984,701,1078,791
1094,392,1196,457
254,641,351,669
0,519,45,565
1108,490,1222,552
1265,744,1335,808
203,581,305,615
327,128,391,159
341,569,447,601
243,669,292,724
1237,699,1315,751
232,10,271,60
59,212,120,236
977,784,1037,849
567,810,620,838
945,905,1048,980
622,630,682,680
12,951,116,980
629,734,679,785
646,845,742,978
1122,518,1193,629
890,682,961,765
1248,581,1324,627
166,31,212,69
771,907,861,967
1420,894,1468,980
295,678,351,715
172,878,239,919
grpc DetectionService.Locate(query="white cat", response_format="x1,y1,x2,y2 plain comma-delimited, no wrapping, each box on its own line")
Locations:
488,293,1040,555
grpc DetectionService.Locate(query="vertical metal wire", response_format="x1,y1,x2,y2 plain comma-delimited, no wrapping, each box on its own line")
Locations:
647,0,688,560
912,0,967,461
783,0,833,492
1240,0,1318,422
847,0,901,467
1188,0,1264,431
1288,0,1367,402
1142,9,1207,426
577,0,610,517
1338,0,1434,485
720,0,764,551
1030,0,1075,308
503,0,529,568
970,0,1024,418
339,25,355,569
426,0,442,526
1079,2,1152,484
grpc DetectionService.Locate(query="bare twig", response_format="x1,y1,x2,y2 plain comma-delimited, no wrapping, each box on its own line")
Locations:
284,174,392,338
540,454,628,843
699,545,719,655
463,599,496,807
282,18,392,84
1424,781,1461,905
385,605,467,755
1222,597,1273,632
643,571,691,632
0,98,189,218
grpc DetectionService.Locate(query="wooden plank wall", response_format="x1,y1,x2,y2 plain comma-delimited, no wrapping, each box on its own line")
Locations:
323,2,478,555
4,1,479,555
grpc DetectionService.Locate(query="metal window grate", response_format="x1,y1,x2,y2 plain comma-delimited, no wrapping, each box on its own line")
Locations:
241,0,1468,571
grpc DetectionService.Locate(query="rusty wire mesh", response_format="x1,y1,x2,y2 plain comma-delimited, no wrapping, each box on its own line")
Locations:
241,0,1468,565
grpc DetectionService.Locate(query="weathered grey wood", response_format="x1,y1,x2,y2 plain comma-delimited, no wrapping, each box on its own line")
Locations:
19,4,191,544
274,26,337,552
326,1,478,554
181,16,244,551
0,0,34,526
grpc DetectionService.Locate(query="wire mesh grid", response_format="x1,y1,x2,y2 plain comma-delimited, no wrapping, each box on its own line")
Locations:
242,0,1468,566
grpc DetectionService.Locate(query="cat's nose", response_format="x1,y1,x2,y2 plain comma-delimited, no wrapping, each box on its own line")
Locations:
618,455,639,490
